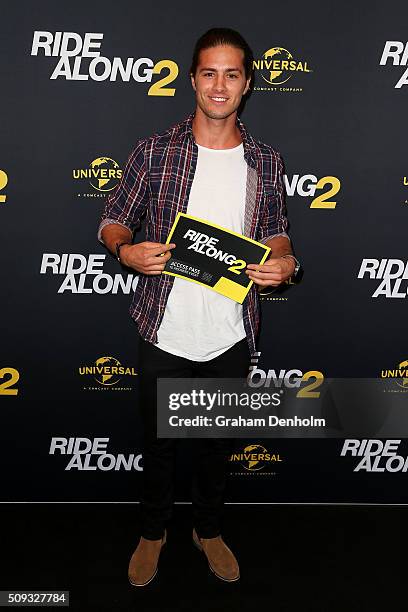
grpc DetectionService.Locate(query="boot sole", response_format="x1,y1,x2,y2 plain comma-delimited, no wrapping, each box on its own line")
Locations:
128,566,158,588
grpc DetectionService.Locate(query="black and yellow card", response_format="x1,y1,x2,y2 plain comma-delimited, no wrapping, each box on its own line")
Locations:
163,213,271,303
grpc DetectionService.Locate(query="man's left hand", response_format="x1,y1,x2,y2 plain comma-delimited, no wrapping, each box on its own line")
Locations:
245,256,295,287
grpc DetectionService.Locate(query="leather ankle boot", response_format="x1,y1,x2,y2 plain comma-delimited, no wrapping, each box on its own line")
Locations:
128,530,167,587
193,528,239,582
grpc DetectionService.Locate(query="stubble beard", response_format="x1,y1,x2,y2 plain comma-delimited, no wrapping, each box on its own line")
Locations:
198,101,237,121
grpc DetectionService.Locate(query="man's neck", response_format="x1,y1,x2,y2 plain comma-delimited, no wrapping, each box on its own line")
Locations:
192,108,242,150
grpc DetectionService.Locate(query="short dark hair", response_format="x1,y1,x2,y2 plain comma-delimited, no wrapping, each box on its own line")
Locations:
190,28,254,81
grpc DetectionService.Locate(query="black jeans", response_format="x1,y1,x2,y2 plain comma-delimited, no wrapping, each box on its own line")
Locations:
138,335,250,540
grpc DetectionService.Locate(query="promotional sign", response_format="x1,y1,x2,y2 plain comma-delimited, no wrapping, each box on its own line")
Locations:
163,213,271,303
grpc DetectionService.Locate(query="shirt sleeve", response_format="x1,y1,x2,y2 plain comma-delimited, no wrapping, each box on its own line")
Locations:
256,153,289,245
97,139,150,244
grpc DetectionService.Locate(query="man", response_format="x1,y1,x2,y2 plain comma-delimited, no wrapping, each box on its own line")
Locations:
98,28,299,586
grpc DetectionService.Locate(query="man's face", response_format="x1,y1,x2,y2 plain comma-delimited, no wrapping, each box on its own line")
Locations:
191,45,251,120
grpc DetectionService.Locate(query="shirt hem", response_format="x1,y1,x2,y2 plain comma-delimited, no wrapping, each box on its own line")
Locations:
155,335,247,362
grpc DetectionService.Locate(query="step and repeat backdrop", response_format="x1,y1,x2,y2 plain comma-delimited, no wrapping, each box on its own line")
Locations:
1,1,407,503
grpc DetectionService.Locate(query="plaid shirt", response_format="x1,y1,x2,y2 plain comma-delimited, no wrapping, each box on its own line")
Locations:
98,112,289,356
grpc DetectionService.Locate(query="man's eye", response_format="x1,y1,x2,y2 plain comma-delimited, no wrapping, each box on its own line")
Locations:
228,74,238,78
204,72,213,77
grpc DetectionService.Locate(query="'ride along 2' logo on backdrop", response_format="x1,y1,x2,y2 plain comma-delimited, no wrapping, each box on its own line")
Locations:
379,41,408,88
40,253,139,294
31,31,179,95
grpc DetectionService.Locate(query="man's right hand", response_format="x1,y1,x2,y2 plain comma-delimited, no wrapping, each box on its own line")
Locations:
120,242,176,275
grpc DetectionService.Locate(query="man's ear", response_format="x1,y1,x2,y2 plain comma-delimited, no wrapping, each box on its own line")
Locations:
243,78,251,95
190,73,196,91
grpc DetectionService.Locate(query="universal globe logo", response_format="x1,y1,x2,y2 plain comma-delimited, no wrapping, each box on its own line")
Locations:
380,359,408,392
253,46,312,93
261,47,295,84
79,356,137,391
73,157,122,194
94,357,121,386
229,443,282,475
90,158,120,191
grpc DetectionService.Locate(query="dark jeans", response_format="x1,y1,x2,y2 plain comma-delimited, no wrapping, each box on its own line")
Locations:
138,335,250,540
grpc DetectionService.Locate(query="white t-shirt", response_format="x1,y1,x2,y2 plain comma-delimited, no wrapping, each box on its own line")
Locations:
156,142,247,361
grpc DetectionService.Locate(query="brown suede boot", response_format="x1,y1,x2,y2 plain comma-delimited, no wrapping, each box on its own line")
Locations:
128,530,167,587
193,528,240,582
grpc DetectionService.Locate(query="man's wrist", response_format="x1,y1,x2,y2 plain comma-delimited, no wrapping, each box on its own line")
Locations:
115,241,131,264
280,254,300,277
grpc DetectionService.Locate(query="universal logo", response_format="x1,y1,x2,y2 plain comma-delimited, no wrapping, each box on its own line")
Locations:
380,360,408,393
229,443,282,476
73,157,122,198
253,46,312,93
78,356,137,391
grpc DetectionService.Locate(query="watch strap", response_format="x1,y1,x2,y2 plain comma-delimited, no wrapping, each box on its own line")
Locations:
115,241,130,263
281,254,300,276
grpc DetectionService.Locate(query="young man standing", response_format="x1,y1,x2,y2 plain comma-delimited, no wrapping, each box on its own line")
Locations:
98,28,299,586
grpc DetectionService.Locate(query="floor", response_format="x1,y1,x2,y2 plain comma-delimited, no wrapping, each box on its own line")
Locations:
1,503,404,611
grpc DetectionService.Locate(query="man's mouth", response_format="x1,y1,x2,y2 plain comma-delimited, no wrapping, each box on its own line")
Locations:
209,96,228,103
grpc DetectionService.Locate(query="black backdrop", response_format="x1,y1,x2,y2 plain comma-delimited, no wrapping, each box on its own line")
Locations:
1,0,407,503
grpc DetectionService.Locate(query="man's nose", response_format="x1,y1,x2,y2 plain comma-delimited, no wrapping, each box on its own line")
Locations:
213,74,226,91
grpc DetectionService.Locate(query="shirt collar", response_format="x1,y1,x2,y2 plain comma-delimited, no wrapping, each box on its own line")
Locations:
176,111,257,168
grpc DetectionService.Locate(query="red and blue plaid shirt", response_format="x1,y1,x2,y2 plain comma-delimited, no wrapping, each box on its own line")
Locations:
98,112,289,356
